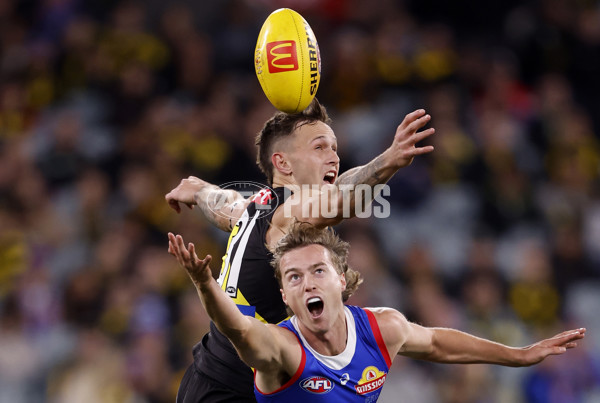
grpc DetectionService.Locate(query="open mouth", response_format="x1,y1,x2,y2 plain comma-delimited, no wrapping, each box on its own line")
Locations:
323,171,336,184
307,296,324,318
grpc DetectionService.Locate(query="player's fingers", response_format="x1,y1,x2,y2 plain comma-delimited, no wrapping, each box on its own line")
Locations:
188,246,212,270
186,203,194,210
409,145,435,156
202,255,213,269
558,329,586,340
167,233,178,252
169,232,180,246
405,114,431,133
171,235,186,260
547,330,585,347
168,234,187,266
188,242,197,260
552,329,574,338
175,235,190,260
409,127,436,144
167,197,181,213
399,109,426,129
554,328,586,337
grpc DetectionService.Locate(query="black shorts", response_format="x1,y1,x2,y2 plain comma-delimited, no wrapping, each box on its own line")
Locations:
176,363,257,403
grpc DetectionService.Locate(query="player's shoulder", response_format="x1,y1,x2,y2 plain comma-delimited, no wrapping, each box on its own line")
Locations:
266,323,302,353
364,307,409,355
364,307,409,332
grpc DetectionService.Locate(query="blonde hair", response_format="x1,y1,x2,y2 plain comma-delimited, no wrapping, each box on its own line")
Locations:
272,223,362,301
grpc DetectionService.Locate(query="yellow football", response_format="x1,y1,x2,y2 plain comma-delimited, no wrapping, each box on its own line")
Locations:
254,8,321,114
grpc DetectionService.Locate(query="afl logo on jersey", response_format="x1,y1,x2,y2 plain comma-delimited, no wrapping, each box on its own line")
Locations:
208,182,280,219
300,376,334,394
251,188,273,205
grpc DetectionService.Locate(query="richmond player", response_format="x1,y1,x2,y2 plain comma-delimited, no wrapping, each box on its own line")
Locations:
166,99,435,402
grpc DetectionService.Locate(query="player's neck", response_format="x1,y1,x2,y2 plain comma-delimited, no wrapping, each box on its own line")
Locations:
299,309,347,356
272,174,298,189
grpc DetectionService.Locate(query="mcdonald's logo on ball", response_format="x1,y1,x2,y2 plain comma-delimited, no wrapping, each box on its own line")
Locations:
266,41,298,73
255,8,321,113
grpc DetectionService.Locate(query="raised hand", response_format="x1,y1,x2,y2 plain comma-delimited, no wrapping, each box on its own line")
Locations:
165,176,206,213
389,109,435,169
168,232,213,285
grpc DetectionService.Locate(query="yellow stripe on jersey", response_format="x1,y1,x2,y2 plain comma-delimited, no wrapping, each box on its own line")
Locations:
231,288,268,324
219,223,240,292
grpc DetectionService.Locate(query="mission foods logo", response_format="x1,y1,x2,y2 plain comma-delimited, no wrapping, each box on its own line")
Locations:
355,366,386,395
266,40,298,73
300,376,334,394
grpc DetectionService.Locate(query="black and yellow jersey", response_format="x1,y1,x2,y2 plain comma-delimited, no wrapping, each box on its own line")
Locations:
193,186,291,396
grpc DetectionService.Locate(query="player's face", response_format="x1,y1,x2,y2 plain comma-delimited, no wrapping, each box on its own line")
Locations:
279,244,346,335
286,121,340,187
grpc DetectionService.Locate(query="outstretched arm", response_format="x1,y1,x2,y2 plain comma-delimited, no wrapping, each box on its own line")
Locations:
165,176,248,232
282,110,435,228
405,326,586,367
167,233,298,375
372,308,585,367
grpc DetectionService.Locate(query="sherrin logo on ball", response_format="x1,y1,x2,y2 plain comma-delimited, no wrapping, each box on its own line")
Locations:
255,8,321,113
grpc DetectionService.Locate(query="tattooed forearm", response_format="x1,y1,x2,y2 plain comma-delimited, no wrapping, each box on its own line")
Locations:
197,197,230,231
335,154,388,187
332,154,394,216
195,187,243,232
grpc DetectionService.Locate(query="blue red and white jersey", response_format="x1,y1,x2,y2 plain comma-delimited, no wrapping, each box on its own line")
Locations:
255,305,393,403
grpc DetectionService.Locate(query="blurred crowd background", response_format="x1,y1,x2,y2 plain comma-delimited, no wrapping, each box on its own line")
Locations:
1,0,600,401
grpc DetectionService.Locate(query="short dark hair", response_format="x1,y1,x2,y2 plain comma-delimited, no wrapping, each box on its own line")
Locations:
272,223,362,302
255,98,331,185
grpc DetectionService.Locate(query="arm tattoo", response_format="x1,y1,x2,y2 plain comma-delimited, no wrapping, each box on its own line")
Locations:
335,155,390,212
198,199,229,231
195,187,240,232
336,155,385,187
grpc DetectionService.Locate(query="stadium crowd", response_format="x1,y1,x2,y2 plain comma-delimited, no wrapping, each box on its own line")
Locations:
0,0,599,401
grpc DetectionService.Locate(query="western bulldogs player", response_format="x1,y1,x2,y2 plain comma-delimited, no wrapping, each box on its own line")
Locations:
168,224,586,403
166,99,435,402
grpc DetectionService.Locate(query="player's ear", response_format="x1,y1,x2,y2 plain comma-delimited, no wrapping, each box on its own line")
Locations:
340,273,346,291
272,153,292,176
280,288,287,305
